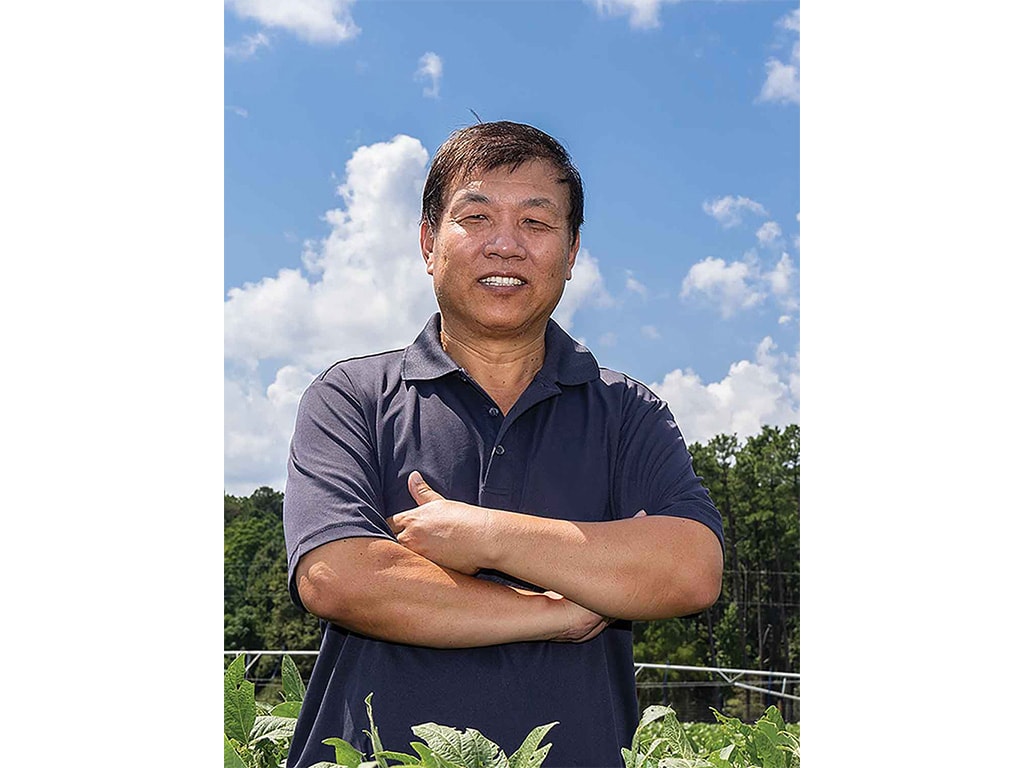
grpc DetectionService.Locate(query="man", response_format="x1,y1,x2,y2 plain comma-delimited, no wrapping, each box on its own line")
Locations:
283,121,724,768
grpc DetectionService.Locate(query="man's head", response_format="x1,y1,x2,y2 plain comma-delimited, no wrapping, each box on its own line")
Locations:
421,121,584,243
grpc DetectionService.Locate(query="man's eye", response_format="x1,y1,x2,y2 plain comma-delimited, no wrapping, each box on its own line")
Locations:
525,219,551,228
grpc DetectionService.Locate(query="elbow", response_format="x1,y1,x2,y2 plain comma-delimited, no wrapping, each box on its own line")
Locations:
672,552,723,617
297,559,349,623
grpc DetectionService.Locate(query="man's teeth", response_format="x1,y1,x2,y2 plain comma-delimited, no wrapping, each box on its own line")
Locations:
480,276,524,286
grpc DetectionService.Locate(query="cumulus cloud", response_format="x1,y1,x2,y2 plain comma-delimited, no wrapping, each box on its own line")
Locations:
681,257,765,318
226,0,359,44
650,337,799,445
415,52,443,98
552,247,613,331
758,10,800,105
682,248,799,319
625,270,648,298
225,135,609,493
586,0,682,29
225,31,270,59
756,220,781,246
703,195,769,229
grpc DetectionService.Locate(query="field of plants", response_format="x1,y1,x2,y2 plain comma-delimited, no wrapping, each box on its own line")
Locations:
225,655,799,768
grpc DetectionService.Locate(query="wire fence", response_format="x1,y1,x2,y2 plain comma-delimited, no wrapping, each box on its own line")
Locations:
224,651,800,723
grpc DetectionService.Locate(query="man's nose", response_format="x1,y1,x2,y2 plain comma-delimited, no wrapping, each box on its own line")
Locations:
485,225,525,259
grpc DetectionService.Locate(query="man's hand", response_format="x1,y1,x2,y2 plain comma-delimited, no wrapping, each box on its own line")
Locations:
387,471,496,575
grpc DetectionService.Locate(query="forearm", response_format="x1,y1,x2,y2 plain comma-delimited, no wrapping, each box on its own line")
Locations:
481,513,723,620
295,537,598,648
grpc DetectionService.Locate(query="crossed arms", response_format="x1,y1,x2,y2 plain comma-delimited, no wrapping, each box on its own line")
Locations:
294,471,723,649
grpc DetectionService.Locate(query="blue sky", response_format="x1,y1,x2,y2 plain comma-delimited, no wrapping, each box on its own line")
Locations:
224,0,800,494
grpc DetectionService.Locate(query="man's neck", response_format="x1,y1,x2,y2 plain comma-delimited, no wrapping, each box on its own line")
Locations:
440,321,546,415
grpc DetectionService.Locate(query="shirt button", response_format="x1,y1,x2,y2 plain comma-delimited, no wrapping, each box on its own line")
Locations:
488,407,500,417
494,445,505,455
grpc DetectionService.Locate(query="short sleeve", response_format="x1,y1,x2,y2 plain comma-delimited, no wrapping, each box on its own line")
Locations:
615,383,725,553
283,367,395,609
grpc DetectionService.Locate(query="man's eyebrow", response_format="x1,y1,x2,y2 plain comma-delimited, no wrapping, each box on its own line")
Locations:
521,197,559,210
450,191,491,207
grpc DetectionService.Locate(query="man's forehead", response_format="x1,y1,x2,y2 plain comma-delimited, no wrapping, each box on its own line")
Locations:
445,161,568,206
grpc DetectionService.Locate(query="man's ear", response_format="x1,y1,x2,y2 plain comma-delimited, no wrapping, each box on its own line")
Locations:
420,220,436,274
565,231,580,281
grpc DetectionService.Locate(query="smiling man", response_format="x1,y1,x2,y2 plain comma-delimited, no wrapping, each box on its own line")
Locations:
282,122,724,768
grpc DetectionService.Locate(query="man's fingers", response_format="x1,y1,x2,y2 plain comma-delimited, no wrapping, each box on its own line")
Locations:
408,470,445,504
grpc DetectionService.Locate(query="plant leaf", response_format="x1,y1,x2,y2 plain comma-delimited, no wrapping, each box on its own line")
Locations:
282,654,307,703
225,679,257,745
250,715,297,745
324,737,365,768
508,723,557,768
271,701,303,719
224,734,249,768
225,655,247,691
411,723,508,768
364,693,391,768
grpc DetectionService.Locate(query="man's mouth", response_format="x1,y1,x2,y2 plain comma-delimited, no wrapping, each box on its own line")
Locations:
479,276,525,287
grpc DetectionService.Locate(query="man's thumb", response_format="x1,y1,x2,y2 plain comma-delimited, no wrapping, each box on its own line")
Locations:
408,470,444,503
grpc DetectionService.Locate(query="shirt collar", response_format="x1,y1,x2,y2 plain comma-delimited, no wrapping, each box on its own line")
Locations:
401,312,600,385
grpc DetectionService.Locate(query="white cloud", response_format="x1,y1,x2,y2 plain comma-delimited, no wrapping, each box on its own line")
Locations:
415,52,443,99
599,332,618,347
766,252,797,310
759,58,800,105
641,325,660,339
586,0,682,29
756,220,781,246
681,257,765,318
650,337,799,446
625,270,648,298
225,135,609,493
552,247,612,331
702,195,768,229
226,0,359,44
226,105,249,118
225,31,270,59
758,12,800,105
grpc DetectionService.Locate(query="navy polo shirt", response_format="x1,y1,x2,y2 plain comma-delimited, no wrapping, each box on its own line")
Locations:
283,314,723,768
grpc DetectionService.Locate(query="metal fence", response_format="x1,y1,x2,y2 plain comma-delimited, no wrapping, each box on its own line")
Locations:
225,651,799,723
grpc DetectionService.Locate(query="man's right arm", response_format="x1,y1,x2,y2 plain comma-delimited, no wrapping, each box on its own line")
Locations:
295,536,608,648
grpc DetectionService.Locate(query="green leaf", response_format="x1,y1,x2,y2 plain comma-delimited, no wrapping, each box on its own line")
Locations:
224,734,249,768
225,679,257,745
324,737,365,768
410,724,508,768
638,706,675,731
282,654,307,703
249,715,296,745
508,722,557,768
271,701,303,719
225,655,247,692
379,751,422,766
364,693,391,768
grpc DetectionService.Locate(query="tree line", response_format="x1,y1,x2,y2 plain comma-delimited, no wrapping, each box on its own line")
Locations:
225,424,799,721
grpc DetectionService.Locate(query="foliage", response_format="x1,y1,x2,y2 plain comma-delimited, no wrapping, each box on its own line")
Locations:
225,654,306,768
622,703,799,768
632,425,799,721
224,657,799,768
225,487,322,688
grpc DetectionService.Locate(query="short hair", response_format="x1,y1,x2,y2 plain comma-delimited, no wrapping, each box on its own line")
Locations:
421,121,584,240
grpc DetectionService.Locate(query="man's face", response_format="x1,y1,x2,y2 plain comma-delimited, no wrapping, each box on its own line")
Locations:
420,160,580,342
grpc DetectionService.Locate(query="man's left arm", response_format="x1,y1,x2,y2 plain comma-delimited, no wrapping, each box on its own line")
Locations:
391,470,722,620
